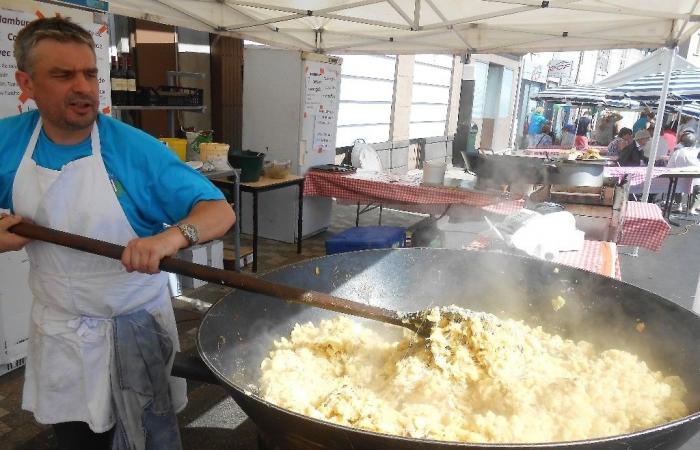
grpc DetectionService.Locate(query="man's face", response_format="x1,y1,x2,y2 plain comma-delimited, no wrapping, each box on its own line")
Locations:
15,39,98,132
622,134,633,146
637,137,650,147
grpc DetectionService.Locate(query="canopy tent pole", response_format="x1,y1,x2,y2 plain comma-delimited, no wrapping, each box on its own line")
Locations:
509,55,525,152
641,46,676,204
676,100,685,134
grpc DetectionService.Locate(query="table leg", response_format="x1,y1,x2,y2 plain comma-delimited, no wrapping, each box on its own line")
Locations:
664,176,675,218
252,191,259,272
297,180,304,254
668,177,681,226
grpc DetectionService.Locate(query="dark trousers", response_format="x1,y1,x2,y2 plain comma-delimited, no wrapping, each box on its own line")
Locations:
53,422,114,450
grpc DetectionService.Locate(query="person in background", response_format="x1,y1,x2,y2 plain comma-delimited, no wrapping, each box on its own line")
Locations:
667,131,700,214
0,17,235,450
527,106,547,147
661,123,678,151
560,122,577,148
618,129,651,166
533,122,554,148
594,110,623,146
607,127,633,157
574,110,592,150
642,124,670,165
633,107,654,133
678,115,699,136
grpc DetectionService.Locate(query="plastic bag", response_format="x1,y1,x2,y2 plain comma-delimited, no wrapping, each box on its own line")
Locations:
350,139,383,172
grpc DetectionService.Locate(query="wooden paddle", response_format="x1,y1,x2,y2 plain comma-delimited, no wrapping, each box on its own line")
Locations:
9,222,442,337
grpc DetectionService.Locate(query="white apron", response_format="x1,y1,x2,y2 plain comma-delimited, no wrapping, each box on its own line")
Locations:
12,118,187,432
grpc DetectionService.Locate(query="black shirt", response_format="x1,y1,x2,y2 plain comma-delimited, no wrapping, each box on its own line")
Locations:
617,141,648,167
576,116,591,136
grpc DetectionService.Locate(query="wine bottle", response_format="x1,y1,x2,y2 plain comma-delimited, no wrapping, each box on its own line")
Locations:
109,56,119,105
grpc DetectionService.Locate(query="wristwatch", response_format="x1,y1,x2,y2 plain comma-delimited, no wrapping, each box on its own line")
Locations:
176,223,199,247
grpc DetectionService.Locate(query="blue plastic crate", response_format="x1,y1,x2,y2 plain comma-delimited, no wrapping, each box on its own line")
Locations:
325,226,406,255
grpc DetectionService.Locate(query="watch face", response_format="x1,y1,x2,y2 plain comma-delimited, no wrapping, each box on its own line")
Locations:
179,224,199,245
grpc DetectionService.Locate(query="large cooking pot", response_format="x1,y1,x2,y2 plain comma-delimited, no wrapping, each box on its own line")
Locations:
473,154,548,189
546,160,608,187
195,249,700,450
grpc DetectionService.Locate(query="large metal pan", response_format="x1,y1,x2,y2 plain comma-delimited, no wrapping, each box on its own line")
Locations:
197,248,700,449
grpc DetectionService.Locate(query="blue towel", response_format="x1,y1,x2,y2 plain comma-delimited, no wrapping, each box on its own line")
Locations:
111,309,182,450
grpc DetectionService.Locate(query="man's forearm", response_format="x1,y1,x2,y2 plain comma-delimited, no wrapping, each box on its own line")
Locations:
179,199,236,244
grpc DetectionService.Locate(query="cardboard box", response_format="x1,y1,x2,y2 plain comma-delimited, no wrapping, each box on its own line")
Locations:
0,248,32,376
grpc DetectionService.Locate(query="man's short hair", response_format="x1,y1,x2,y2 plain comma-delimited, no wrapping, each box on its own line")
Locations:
618,127,633,137
14,17,95,73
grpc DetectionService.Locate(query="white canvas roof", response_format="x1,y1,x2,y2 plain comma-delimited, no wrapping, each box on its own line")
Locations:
108,1,700,55
597,47,699,88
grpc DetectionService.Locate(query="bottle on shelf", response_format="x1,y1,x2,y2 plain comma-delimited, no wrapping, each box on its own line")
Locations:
125,54,136,105
114,55,127,106
109,56,119,105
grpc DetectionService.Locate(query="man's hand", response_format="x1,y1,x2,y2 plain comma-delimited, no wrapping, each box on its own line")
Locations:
121,227,187,274
0,214,31,252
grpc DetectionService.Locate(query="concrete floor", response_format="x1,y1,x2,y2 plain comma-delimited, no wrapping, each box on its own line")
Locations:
1,202,698,449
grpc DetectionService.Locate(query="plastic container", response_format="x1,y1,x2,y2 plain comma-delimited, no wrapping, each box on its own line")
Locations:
228,150,265,182
423,160,447,185
325,226,406,255
264,160,291,179
159,138,187,161
200,142,231,170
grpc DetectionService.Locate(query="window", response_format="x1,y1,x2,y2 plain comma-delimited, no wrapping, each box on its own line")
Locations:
471,61,490,119
335,55,396,147
409,54,454,139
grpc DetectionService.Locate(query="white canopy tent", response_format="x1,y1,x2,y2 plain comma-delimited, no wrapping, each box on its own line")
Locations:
106,1,700,55
105,0,700,222
597,47,698,88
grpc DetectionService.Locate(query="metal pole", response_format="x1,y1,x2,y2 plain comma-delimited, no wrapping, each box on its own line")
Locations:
509,55,525,152
641,47,676,203
676,100,684,134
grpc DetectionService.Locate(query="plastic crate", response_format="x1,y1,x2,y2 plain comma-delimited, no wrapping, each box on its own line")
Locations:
136,85,203,107
325,226,406,255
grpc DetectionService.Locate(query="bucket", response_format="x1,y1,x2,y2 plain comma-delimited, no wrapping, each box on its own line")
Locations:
199,142,231,171
185,130,213,161
159,138,187,161
423,160,447,185
228,150,265,182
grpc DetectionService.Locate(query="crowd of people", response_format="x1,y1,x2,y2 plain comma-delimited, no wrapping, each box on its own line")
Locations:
524,104,700,214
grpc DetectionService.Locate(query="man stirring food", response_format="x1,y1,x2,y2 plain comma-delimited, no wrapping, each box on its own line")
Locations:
0,17,235,449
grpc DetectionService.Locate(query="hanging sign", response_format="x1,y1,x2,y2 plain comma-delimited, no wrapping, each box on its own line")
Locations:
0,8,111,119
547,59,573,79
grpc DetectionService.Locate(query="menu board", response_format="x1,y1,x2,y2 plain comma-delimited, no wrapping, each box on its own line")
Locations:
303,60,340,156
0,7,111,120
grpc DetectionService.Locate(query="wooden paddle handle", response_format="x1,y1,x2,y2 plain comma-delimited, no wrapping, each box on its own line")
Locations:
9,222,404,327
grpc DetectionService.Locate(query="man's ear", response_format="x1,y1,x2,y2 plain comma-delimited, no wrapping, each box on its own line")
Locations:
15,70,34,100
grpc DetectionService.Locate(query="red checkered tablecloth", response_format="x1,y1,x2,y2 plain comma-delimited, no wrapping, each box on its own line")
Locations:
465,238,621,279
604,166,697,195
304,170,511,208
617,202,670,251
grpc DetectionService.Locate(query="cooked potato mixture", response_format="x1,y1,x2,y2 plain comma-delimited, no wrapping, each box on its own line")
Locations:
259,307,688,443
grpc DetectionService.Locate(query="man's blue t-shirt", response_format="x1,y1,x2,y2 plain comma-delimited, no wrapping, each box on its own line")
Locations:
0,111,224,237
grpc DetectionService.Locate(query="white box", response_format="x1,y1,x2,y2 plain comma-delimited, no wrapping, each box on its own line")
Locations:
176,244,208,289
0,248,32,376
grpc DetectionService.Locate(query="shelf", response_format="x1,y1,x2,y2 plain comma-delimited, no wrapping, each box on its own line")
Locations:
112,105,206,111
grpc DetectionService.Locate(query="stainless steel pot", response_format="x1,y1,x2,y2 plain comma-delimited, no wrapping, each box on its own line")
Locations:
546,160,608,187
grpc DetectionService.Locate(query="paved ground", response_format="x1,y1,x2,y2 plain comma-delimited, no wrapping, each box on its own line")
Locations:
0,202,698,449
